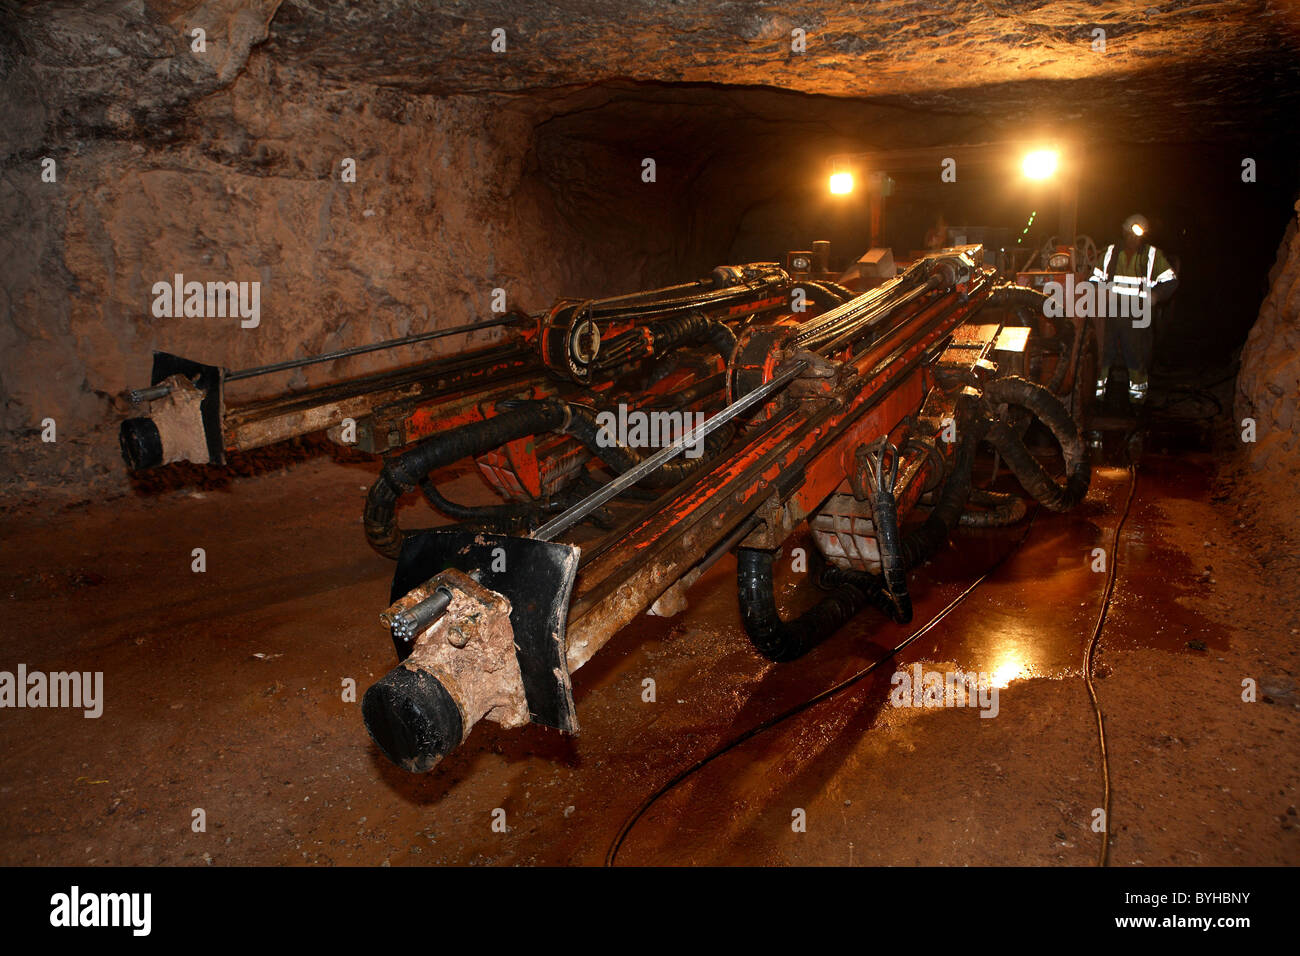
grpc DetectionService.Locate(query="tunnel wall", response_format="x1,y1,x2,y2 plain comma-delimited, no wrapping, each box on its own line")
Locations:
5,4,1300,501
1236,199,1300,486
0,55,670,497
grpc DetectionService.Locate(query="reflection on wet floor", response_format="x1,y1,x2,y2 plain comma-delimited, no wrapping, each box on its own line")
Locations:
418,405,1233,867
608,425,1232,862
611,433,1228,725
0,391,1248,867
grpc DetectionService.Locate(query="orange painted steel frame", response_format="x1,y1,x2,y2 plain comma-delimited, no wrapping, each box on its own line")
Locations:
563,274,995,671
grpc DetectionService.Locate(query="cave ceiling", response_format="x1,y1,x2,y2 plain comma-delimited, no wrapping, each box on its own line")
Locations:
5,0,1300,158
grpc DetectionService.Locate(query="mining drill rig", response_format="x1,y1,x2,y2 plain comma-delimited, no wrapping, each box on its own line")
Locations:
121,246,1093,772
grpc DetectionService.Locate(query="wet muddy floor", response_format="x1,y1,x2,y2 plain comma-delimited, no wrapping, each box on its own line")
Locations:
1,419,1297,866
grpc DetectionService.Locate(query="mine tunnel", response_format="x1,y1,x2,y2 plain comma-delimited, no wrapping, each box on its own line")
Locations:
2,0,1299,895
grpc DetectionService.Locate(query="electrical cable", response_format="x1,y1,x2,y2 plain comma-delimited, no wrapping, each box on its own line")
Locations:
605,509,1040,867
1083,459,1138,867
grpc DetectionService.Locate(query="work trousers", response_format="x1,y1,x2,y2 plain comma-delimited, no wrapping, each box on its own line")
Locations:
1098,311,1155,386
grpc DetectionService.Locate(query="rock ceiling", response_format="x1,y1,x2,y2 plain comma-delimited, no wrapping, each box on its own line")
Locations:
6,0,1300,158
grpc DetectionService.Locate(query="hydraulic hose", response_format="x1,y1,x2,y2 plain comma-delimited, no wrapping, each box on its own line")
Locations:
897,416,986,569
984,285,1073,393
1040,330,1073,394
593,314,737,375
802,281,851,310
691,317,739,363
871,484,912,624
559,267,787,325
417,479,562,535
736,548,896,662
363,399,568,558
986,284,1049,314
858,441,912,625
815,280,857,302
562,403,734,489
959,488,1029,528
638,313,736,364
982,376,1091,512
739,418,984,662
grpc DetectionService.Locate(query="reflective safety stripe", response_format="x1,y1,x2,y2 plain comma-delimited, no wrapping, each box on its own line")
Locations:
1096,243,1175,298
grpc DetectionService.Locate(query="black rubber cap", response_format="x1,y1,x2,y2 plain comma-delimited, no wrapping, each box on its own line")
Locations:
119,417,163,470
362,666,464,773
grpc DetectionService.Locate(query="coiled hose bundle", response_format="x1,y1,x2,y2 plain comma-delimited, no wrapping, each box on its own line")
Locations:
738,375,1089,661
364,381,740,556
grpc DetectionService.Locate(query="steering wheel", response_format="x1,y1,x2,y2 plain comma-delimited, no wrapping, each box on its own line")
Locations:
1073,234,1099,272
1035,235,1059,270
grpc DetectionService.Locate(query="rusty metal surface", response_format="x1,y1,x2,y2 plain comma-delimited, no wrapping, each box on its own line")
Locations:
563,265,998,671
391,529,583,733
392,569,529,734
224,344,540,453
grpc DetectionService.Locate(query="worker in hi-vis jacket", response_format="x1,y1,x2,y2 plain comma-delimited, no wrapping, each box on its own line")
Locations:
1090,213,1179,403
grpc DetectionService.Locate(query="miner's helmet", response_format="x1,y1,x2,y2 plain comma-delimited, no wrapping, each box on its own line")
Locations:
1122,213,1150,239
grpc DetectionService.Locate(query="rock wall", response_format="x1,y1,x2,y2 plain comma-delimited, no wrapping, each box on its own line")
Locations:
1236,200,1300,486
0,54,677,497
6,0,1300,500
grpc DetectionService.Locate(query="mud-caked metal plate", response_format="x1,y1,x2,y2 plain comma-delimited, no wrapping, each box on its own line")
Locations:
151,351,226,465
392,529,582,734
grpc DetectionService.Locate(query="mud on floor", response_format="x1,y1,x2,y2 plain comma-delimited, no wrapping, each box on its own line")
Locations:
0,437,1296,866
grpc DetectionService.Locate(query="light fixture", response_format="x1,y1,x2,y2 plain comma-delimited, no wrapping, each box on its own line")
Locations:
829,170,854,195
1021,149,1059,180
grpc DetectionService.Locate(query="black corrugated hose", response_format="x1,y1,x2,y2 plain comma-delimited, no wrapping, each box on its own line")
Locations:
736,375,1091,662
982,376,1090,512
363,399,568,558
736,549,897,662
959,487,1029,527
593,313,737,374
738,414,986,662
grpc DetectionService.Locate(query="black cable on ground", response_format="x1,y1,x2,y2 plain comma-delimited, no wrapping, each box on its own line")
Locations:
605,510,1039,867
1083,460,1138,868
